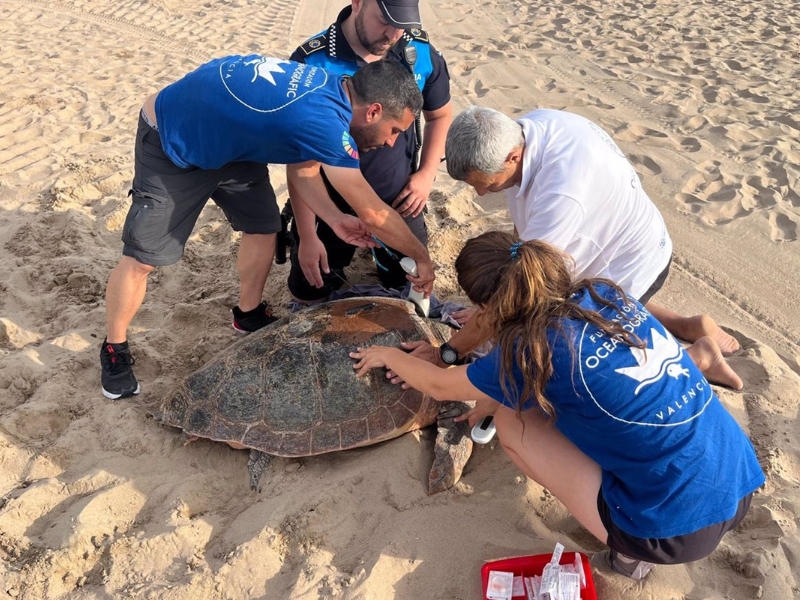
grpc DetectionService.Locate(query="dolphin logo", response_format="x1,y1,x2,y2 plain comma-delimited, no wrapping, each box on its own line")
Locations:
615,328,685,394
244,57,291,85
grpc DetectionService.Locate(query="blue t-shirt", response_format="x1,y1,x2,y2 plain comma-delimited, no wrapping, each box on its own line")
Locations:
467,284,764,539
155,55,361,170
291,7,451,202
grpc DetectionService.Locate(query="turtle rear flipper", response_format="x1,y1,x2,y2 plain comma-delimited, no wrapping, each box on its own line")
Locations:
248,450,272,492
428,401,474,494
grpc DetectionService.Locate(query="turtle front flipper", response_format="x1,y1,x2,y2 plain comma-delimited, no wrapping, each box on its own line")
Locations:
247,450,272,492
428,401,474,495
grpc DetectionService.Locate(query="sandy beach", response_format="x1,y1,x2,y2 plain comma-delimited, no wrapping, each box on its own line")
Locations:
1,0,799,598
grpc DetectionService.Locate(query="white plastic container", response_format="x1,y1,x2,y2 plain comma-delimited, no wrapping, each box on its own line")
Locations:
399,257,430,318
471,416,497,444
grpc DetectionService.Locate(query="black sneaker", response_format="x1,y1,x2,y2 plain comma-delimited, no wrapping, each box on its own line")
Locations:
100,340,141,400
232,301,279,333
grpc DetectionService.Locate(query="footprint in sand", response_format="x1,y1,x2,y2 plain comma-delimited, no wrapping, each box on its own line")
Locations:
587,95,614,110
454,61,479,76
769,213,797,242
487,50,508,60
702,200,749,226
679,136,702,152
472,79,490,98
675,192,705,215
631,124,668,139
627,153,662,176
471,78,520,99
676,167,757,225
704,179,739,204
702,87,719,104
614,123,669,143
723,59,747,72
741,176,779,211
678,115,709,134
771,114,800,133
736,88,770,104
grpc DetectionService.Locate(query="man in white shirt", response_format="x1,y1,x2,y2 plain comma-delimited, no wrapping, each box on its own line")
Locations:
405,107,741,390
495,109,671,301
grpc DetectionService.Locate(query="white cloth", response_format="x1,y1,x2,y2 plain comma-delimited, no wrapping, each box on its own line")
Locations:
506,109,672,300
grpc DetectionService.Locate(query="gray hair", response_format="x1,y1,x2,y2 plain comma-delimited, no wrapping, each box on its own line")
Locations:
445,106,524,180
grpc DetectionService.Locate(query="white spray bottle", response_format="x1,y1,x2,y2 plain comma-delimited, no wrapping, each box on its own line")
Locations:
399,257,430,318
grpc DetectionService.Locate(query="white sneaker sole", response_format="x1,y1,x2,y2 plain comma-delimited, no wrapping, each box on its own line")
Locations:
102,382,141,400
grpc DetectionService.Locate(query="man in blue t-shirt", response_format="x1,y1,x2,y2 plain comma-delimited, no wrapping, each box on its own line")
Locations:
286,0,452,301
99,56,434,400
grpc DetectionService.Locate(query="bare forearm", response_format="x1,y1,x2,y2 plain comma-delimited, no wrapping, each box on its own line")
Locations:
380,348,461,401
287,179,319,239
362,207,428,263
286,164,342,227
322,165,431,265
353,345,484,401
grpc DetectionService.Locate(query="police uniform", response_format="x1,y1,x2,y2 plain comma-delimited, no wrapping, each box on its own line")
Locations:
287,6,451,301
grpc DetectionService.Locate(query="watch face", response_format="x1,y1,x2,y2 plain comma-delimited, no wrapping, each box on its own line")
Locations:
441,345,459,365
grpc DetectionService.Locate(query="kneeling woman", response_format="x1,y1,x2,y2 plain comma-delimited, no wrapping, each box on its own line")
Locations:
351,231,764,579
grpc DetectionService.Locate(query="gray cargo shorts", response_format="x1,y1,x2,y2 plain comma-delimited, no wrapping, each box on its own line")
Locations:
121,112,281,266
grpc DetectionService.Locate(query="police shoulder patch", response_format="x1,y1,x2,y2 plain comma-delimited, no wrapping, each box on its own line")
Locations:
406,28,429,43
299,33,329,56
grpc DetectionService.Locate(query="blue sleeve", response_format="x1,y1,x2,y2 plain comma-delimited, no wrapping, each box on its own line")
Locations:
467,344,546,412
421,42,451,112
302,125,360,168
467,348,520,410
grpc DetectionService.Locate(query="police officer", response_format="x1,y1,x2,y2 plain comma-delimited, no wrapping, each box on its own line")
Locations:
286,0,452,301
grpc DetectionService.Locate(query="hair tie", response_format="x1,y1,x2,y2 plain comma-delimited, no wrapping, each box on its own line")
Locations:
510,241,523,260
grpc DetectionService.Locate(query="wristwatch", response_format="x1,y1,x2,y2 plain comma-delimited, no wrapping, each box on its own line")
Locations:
440,342,462,366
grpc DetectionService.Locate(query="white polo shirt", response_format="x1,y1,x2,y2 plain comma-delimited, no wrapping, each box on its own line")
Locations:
506,109,672,300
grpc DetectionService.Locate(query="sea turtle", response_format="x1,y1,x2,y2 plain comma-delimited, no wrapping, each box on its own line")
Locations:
159,297,473,494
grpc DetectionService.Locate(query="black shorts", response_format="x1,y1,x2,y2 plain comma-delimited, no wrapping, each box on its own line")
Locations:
637,254,673,305
598,490,752,564
121,113,281,266
286,169,428,301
